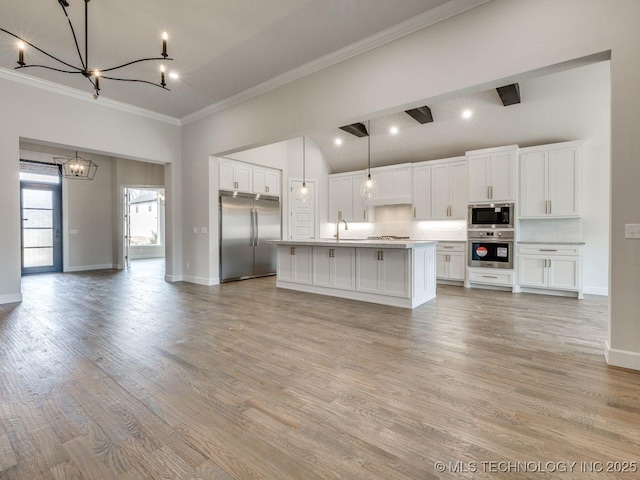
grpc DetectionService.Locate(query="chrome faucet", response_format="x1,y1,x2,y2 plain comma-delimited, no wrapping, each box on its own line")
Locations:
335,219,348,241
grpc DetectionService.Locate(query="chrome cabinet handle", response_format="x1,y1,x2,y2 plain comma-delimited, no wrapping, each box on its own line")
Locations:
549,200,552,214
539,249,558,252
482,275,498,279
380,251,384,261
290,246,295,255
487,186,491,199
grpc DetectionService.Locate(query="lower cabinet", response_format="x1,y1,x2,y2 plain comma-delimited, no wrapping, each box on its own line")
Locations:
276,245,312,284
435,242,466,282
517,243,583,298
312,247,355,290
355,248,409,298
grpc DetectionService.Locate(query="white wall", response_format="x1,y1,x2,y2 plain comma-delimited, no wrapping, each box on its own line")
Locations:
0,75,181,303
180,0,640,370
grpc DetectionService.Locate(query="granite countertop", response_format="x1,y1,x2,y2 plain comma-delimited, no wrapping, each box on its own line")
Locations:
517,241,586,245
269,239,438,249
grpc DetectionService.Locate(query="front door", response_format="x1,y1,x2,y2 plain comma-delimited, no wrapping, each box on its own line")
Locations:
21,182,63,274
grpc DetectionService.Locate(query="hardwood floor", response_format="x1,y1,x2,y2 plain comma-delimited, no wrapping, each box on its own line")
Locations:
1,259,639,479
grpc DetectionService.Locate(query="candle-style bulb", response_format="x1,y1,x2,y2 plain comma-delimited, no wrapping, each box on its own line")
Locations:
160,65,166,87
162,32,168,58
17,41,25,66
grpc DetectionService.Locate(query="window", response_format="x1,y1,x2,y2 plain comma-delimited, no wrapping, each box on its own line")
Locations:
127,188,163,246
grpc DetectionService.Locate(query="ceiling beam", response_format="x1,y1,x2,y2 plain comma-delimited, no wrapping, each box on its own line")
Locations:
496,83,521,106
339,122,369,137
405,106,434,124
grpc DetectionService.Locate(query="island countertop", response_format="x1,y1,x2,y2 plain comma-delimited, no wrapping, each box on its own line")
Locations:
269,239,438,249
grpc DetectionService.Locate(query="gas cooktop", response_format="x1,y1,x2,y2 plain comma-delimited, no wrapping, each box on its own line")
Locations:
367,235,411,240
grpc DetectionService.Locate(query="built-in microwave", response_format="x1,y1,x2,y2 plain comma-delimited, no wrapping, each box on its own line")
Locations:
468,203,514,229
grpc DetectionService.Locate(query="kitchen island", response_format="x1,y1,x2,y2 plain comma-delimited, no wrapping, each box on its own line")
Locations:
271,239,437,308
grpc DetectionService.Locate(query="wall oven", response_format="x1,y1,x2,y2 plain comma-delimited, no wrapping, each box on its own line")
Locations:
468,203,514,229
468,230,514,269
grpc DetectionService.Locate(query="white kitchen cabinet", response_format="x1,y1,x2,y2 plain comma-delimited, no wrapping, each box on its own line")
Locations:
355,248,409,298
219,160,252,192
312,247,355,290
517,243,583,298
412,165,432,220
519,141,581,218
467,145,518,202
436,242,466,282
365,164,412,206
328,174,354,222
412,157,467,220
276,245,312,285
252,167,280,196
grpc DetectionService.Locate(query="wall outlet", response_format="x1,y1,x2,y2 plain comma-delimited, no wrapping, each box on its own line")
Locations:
201,227,208,234
625,224,640,239
186,262,190,270
193,227,198,234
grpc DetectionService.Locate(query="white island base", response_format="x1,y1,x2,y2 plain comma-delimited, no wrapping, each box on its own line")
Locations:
272,240,437,309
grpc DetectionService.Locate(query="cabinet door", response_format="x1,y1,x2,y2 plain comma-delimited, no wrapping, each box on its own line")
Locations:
468,155,491,202
548,256,579,290
252,168,267,194
312,247,332,288
490,152,515,201
548,148,579,217
219,162,236,190
235,164,252,192
351,173,369,222
435,251,448,279
449,161,468,220
355,249,380,294
265,170,280,196
333,248,356,291
431,164,451,220
277,246,293,282
380,249,409,298
373,171,394,198
520,152,548,218
518,255,548,288
292,246,313,284
392,167,412,197
412,166,431,220
448,252,466,281
329,177,353,222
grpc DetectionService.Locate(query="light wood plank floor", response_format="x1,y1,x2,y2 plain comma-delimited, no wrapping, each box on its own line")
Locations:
1,259,639,479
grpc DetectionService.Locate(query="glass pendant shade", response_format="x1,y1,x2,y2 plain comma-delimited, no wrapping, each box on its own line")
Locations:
296,182,312,202
360,174,377,198
296,136,313,202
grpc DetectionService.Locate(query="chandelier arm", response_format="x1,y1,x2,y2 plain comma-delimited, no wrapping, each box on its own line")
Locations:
57,0,87,70
16,64,85,74
100,75,171,90
0,28,83,72
100,57,174,73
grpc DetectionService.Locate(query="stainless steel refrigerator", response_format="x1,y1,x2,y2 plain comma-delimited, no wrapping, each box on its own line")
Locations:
219,191,281,282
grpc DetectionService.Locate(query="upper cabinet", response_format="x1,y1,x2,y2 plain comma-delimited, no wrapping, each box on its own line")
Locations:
466,145,518,203
365,163,412,207
412,157,467,220
519,141,581,218
328,171,371,222
219,159,280,197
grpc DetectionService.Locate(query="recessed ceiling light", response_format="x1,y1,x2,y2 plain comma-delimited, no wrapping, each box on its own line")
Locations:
389,126,399,135
462,109,472,119
334,138,343,146
169,72,179,80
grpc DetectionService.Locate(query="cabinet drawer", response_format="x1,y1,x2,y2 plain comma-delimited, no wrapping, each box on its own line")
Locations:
436,242,466,253
518,244,581,256
468,268,514,286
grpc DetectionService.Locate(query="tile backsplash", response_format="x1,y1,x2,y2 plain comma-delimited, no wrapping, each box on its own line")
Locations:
518,218,582,242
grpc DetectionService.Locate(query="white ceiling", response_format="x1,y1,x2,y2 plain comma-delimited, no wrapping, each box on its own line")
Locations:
306,60,611,173
0,0,475,119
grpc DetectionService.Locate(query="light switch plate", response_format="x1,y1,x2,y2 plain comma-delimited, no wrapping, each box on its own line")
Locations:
193,227,198,234
201,227,208,234
625,224,640,239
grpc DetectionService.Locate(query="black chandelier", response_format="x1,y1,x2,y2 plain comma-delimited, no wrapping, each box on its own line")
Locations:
1,0,174,99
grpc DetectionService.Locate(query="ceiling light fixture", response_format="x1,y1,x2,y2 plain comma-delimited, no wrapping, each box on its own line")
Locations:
390,126,399,135
53,151,98,180
334,138,343,146
360,120,377,198
462,109,473,119
1,0,174,100
296,136,312,202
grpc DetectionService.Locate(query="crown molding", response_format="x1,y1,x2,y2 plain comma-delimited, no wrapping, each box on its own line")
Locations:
0,67,181,126
182,0,492,125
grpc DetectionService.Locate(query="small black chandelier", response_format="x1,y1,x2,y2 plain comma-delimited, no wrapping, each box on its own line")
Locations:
54,151,98,180
1,0,174,99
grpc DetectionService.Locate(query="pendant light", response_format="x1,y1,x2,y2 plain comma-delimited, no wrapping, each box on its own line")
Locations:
360,120,377,197
296,136,312,202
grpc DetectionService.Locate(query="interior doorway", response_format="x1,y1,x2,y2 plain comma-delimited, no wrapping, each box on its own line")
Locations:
289,179,317,240
123,187,165,269
20,165,63,274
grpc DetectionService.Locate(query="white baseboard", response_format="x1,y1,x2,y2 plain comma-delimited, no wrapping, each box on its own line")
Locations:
605,342,640,371
64,264,116,273
165,274,182,282
181,275,220,286
583,286,609,296
0,293,23,305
